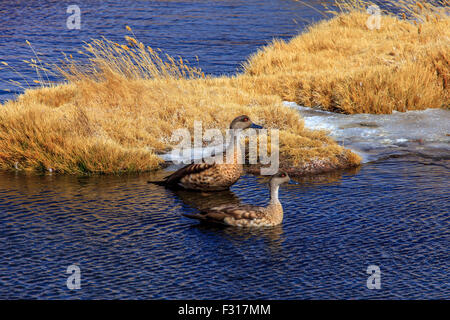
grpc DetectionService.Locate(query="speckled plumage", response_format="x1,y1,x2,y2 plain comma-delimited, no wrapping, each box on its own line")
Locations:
183,172,290,227
157,115,261,191
176,150,244,191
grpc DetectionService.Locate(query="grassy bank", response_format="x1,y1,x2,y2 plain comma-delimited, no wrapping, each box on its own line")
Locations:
0,68,359,174
2,0,447,174
0,75,359,174
244,1,449,114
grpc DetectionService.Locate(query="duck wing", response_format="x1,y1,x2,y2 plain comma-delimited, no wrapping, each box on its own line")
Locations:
183,204,266,224
164,162,216,187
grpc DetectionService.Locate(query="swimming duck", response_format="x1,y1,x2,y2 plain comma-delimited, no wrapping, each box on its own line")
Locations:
150,115,262,191
183,171,290,227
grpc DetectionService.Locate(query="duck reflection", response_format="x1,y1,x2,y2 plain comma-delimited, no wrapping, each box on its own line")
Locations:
223,224,284,244
255,165,362,187
191,223,285,255
171,188,241,211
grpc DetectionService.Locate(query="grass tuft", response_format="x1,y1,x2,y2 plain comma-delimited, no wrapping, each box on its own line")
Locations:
56,35,204,82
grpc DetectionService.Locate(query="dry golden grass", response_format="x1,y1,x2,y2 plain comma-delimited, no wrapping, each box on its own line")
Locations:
243,1,450,114
0,75,359,174
57,35,204,82
9,0,447,173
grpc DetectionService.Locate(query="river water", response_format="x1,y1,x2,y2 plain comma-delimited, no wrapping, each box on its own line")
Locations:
0,0,449,299
0,0,321,101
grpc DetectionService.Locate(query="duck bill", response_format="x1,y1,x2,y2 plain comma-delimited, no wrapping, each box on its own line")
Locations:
250,123,263,129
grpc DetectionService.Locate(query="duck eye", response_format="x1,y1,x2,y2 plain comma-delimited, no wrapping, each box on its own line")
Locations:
281,174,286,177
243,118,249,122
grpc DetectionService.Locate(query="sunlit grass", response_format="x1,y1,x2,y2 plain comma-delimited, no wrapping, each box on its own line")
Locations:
243,0,449,113
3,0,447,174
0,73,359,174
57,32,204,82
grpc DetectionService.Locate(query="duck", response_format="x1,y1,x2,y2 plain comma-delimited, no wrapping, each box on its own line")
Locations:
150,115,262,191
182,171,290,227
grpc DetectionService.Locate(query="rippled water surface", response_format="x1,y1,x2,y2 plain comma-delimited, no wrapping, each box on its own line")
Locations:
0,159,449,299
0,0,449,299
0,0,326,101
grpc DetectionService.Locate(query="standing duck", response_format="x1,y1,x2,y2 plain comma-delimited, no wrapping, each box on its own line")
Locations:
151,115,262,191
183,171,290,227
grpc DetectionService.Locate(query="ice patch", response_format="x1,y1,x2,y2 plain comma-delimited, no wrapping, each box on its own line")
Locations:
159,144,224,163
284,101,450,163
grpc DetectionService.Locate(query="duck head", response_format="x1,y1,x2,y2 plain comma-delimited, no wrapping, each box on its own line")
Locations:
270,171,290,188
229,115,263,130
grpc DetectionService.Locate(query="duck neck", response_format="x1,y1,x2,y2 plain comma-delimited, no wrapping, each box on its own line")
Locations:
269,183,281,205
226,129,243,162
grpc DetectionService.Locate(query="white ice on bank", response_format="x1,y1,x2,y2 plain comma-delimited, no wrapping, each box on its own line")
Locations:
160,144,224,167
284,101,450,163
161,103,449,166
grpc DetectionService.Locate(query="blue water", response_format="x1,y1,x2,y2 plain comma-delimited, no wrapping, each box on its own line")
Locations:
0,0,326,101
0,0,449,299
0,159,448,299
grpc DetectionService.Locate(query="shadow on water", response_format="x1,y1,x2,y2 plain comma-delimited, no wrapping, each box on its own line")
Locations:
172,189,242,211
289,165,362,186
161,164,361,213
191,223,286,255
